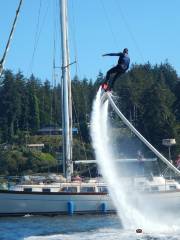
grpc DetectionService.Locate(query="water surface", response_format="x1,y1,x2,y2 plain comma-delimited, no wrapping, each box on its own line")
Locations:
0,215,180,240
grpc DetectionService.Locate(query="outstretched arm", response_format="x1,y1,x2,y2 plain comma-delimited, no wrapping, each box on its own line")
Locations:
102,52,122,57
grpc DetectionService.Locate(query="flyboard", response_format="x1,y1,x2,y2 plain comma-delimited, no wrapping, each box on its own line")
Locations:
100,83,111,103
100,87,180,176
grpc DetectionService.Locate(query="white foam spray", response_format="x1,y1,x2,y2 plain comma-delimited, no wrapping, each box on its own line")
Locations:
90,89,180,233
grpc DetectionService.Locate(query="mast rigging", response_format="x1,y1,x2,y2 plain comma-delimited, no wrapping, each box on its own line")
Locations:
0,0,23,77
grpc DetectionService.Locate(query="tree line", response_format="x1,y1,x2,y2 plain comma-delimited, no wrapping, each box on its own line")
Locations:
0,61,180,175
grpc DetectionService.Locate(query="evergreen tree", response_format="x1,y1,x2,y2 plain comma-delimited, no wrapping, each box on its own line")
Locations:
139,82,176,149
27,75,40,133
38,80,52,126
0,70,22,141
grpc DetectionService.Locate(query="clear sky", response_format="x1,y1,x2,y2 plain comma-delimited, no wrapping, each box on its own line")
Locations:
0,0,180,84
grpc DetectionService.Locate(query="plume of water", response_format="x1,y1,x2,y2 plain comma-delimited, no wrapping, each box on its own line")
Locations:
90,89,180,232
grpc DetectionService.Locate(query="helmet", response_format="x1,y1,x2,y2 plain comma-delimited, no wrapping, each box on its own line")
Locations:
123,48,128,53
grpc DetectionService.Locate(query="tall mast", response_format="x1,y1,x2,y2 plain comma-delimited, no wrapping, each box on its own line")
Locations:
60,0,73,181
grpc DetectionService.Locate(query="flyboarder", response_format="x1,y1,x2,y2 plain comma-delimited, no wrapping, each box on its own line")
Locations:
101,48,130,91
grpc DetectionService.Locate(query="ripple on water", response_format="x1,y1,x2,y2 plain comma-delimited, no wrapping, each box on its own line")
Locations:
0,215,180,240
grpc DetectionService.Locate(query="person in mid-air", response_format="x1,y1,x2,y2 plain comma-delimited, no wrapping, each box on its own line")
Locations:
101,48,130,91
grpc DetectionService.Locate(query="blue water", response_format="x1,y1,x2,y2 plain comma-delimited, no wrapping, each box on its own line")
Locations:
0,215,180,240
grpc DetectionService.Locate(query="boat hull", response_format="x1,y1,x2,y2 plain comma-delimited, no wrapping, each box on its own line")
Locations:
0,190,115,216
1,189,180,216
141,190,180,212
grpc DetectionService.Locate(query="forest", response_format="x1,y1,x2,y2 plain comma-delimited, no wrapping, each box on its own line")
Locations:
0,61,180,175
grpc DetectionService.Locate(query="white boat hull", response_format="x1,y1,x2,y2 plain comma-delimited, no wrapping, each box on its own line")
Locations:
141,190,180,212
0,190,115,216
1,187,180,216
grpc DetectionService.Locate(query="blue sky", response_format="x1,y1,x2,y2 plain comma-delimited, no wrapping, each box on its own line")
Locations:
0,0,180,84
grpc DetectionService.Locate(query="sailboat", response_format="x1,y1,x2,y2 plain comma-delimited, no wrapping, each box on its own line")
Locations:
0,0,115,216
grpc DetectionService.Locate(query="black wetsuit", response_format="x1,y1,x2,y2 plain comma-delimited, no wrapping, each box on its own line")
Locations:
104,52,130,89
